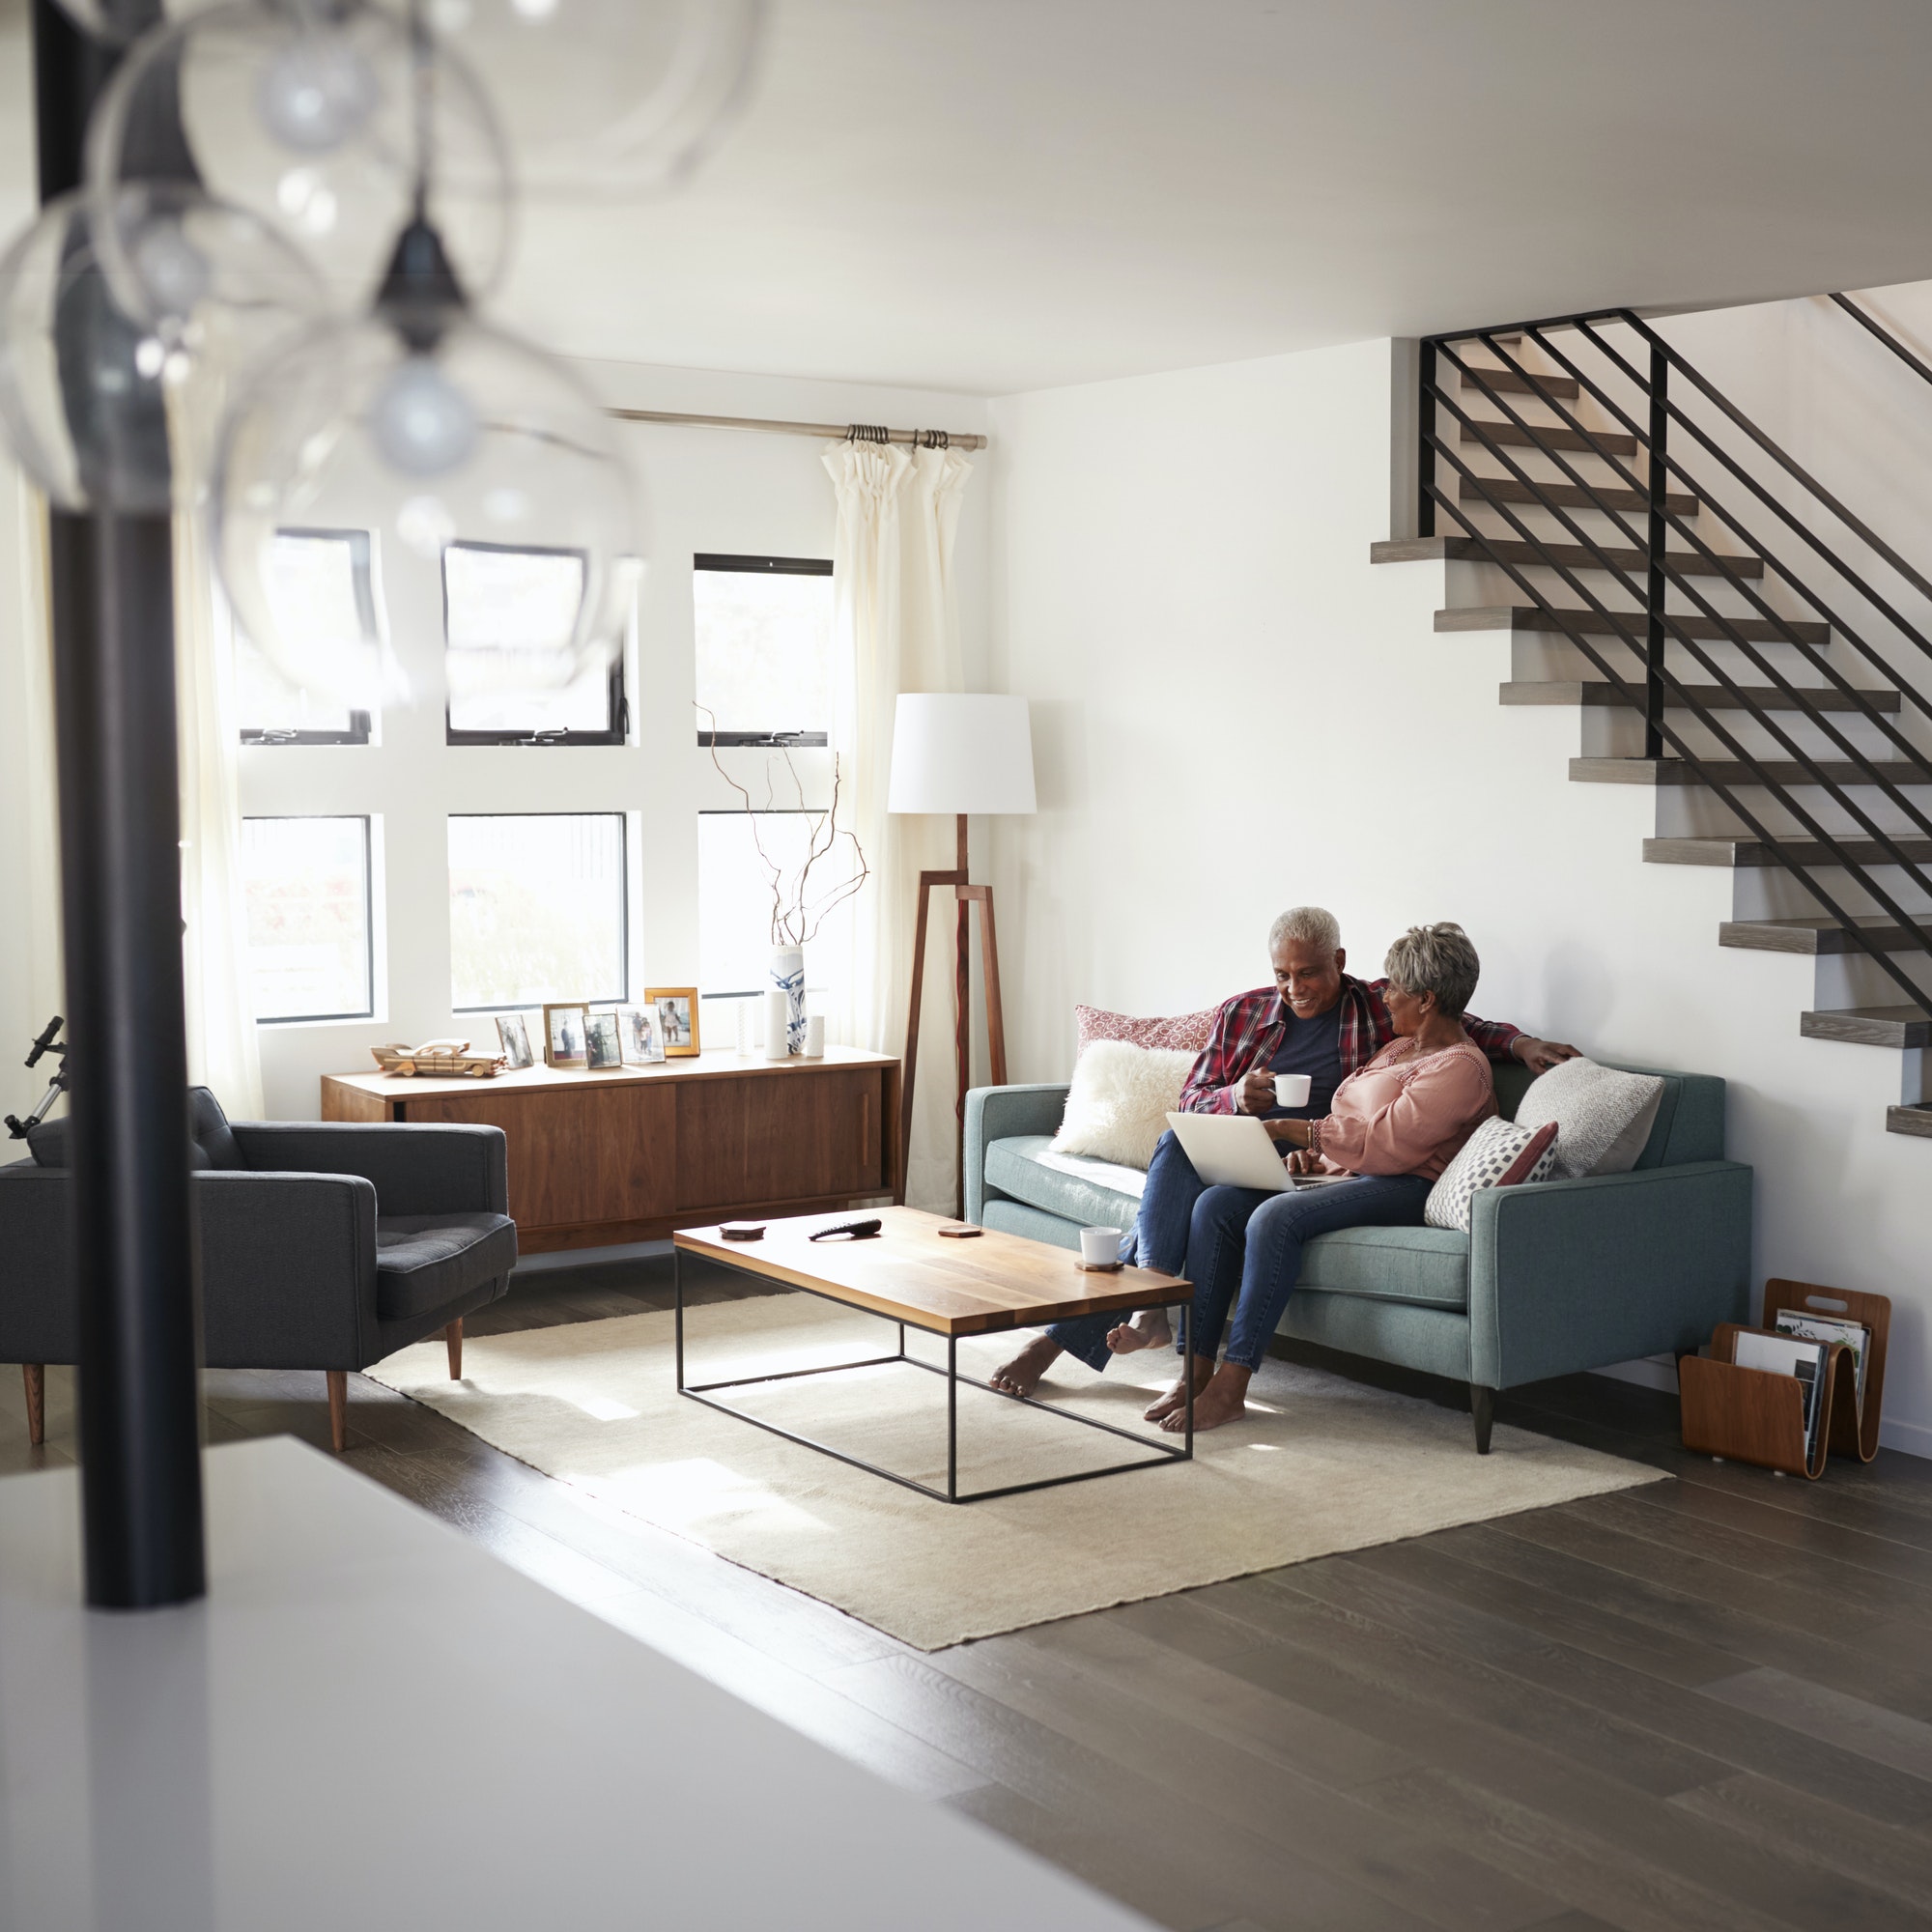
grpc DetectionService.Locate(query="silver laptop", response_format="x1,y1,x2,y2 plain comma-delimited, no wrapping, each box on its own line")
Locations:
1164,1112,1352,1191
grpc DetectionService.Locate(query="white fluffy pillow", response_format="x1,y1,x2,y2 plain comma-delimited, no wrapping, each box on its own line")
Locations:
1051,1040,1196,1171
1512,1058,1664,1179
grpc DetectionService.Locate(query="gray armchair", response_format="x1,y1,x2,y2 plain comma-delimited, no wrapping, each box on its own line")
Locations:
2,1088,517,1451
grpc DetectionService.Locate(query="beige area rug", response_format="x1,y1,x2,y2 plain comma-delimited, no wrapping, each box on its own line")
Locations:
369,1299,1661,1650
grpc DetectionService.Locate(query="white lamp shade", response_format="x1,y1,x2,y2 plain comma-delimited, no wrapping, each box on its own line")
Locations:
887,694,1037,816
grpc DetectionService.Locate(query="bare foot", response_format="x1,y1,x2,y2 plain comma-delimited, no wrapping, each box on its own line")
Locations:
1143,1356,1215,1422
1162,1362,1252,1433
1106,1308,1172,1354
988,1334,1063,1398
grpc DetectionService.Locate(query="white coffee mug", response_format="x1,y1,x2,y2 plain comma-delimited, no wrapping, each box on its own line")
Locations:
1274,1072,1313,1108
1079,1225,1122,1267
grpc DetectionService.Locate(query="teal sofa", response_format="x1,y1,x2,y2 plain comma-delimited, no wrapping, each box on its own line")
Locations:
965,1061,1751,1451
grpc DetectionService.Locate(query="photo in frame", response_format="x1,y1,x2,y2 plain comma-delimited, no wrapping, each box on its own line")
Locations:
619,1006,665,1065
495,1011,535,1070
543,1002,590,1068
647,986,699,1057
585,1010,624,1071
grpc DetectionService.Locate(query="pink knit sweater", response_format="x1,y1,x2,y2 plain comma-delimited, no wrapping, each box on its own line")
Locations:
1308,1037,1497,1180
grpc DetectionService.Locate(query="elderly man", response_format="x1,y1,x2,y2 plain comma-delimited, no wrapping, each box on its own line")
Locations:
988,906,1577,1400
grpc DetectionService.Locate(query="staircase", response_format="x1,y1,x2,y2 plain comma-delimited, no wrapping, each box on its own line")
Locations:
1374,306,1932,1137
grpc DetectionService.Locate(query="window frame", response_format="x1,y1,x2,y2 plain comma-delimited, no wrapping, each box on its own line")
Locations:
238,526,378,748
442,538,628,748
446,810,632,1014
242,812,377,1026
693,553,834,749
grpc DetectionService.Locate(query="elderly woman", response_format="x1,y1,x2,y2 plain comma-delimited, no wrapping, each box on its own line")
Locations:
1148,921,1498,1433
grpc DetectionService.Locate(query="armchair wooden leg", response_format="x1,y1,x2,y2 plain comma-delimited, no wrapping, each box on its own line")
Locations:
1470,1383,1495,1456
326,1370,348,1454
445,1318,463,1380
23,1365,43,1447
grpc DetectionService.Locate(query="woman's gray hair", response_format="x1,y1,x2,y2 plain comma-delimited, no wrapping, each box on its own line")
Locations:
1267,905,1341,956
1382,922,1481,1018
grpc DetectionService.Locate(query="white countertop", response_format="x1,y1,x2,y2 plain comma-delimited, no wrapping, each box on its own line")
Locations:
0,1437,1151,1931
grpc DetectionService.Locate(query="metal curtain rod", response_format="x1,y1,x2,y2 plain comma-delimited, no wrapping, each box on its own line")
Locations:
607,406,988,451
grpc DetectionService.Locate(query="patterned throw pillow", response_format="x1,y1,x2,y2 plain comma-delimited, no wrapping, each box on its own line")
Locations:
1424,1118,1559,1233
1075,1003,1219,1056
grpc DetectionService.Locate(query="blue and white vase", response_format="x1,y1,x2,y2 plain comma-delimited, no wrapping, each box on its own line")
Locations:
769,946,807,1055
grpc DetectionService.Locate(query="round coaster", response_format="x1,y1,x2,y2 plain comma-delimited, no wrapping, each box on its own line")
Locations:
936,1223,982,1238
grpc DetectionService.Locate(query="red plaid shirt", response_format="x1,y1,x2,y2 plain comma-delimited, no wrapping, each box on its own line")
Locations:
1179,975,1523,1115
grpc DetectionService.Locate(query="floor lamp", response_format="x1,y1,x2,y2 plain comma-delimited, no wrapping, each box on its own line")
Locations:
888,694,1037,1217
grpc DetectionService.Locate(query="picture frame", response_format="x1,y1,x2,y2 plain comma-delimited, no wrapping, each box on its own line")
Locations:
584,1010,624,1071
543,1002,590,1068
619,1005,665,1065
495,1011,535,1070
647,986,699,1057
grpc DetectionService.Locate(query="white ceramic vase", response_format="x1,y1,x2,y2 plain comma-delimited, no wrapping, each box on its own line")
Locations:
769,945,806,1055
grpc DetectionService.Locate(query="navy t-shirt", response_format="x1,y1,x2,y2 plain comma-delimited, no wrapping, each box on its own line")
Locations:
1264,1001,1345,1120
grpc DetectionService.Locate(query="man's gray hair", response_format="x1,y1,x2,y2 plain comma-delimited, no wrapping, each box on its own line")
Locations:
1267,905,1341,956
1382,922,1481,1019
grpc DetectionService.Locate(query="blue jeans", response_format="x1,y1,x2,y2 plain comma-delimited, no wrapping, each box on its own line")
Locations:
1045,1132,1430,1373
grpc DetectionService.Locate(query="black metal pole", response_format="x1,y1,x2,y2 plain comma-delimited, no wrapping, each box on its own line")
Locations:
1417,340,1437,538
1646,341,1667,759
35,0,206,1609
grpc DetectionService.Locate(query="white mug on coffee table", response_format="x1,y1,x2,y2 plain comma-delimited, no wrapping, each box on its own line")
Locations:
1079,1225,1122,1268
1274,1072,1313,1109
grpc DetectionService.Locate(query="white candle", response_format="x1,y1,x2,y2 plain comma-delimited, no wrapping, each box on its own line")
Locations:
763,988,790,1060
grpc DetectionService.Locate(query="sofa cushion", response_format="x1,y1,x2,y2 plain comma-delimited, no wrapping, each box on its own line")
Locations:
1424,1118,1558,1232
1298,1224,1471,1310
1075,1003,1219,1056
1515,1059,1664,1179
376,1211,518,1322
1051,1041,1193,1170
985,1135,1143,1233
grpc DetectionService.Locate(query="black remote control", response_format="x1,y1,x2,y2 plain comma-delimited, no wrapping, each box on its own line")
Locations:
808,1217,883,1242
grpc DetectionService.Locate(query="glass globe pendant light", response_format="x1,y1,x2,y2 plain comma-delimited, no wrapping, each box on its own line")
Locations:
213,188,642,707
88,0,515,313
423,0,765,196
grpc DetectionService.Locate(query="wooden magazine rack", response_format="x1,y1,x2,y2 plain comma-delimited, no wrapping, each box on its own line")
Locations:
1679,1278,1890,1479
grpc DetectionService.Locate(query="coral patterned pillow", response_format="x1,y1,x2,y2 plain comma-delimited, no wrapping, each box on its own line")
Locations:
1424,1118,1559,1233
1075,1003,1218,1058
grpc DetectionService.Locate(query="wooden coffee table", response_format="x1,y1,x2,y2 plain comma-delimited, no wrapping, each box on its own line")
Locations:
672,1207,1195,1503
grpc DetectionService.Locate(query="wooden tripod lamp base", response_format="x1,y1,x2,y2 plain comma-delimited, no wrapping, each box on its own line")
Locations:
887,695,1036,1219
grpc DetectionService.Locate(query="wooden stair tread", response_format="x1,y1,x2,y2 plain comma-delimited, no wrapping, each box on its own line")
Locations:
1437,605,1830,645
1886,1104,1932,1139
1502,681,1898,714
1463,420,1638,456
1453,366,1582,401
1461,476,1700,517
1719,918,1930,955
1802,1007,1932,1047
1377,536,1761,579
1573,756,1932,786
1644,836,1932,867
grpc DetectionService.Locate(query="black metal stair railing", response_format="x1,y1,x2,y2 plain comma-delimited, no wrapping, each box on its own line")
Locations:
1416,307,1932,1012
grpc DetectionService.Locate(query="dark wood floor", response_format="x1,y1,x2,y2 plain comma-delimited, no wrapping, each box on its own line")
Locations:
8,1255,1932,1932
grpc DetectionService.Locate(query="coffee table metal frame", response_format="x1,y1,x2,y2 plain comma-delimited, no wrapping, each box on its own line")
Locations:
673,1246,1194,1505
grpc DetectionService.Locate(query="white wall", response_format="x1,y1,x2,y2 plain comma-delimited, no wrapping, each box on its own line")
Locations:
247,359,991,1121
983,327,1932,1456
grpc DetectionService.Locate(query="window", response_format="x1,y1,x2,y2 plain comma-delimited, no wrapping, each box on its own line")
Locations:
444,542,625,745
237,530,375,745
242,816,375,1023
448,813,628,1011
698,810,853,1001
694,554,833,747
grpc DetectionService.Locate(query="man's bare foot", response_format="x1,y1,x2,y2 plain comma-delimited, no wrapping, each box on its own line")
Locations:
1143,1355,1215,1422
1106,1308,1172,1354
988,1334,1063,1398
1162,1362,1252,1433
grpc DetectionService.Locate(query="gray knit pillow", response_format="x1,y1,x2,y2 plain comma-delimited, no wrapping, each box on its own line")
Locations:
1512,1059,1664,1179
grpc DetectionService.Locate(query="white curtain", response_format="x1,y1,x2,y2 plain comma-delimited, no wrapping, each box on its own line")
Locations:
174,502,263,1117
824,440,974,1212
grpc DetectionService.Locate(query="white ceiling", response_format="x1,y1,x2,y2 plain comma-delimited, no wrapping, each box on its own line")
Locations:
497,0,1932,396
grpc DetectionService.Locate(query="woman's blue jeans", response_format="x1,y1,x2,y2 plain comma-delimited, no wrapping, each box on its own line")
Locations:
1044,1130,1431,1373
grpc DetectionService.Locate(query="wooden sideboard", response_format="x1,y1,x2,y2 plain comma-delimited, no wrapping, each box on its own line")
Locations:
321,1048,901,1254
